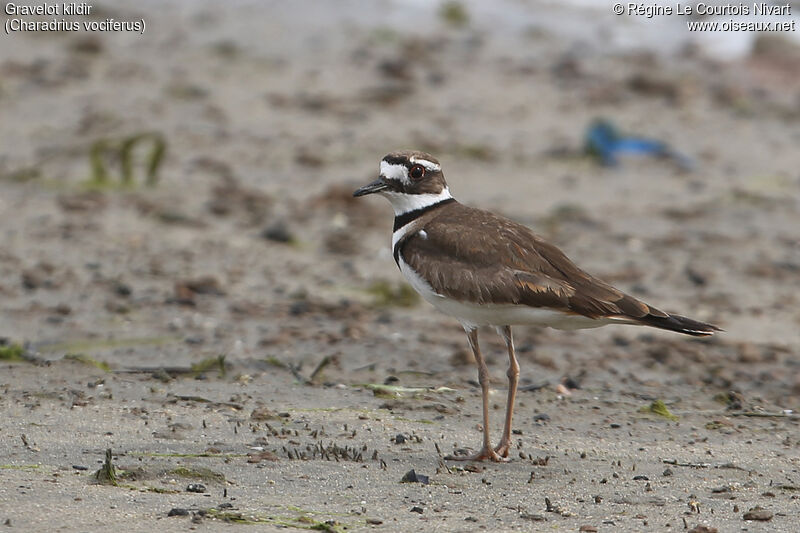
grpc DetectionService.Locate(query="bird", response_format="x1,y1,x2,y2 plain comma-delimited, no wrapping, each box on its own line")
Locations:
353,150,720,462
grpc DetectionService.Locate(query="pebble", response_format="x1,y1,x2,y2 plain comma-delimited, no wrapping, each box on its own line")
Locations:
113,281,132,297
688,526,718,533
168,508,190,517
262,221,293,243
250,407,280,421
178,275,225,296
742,507,773,521
400,469,429,485
186,483,207,493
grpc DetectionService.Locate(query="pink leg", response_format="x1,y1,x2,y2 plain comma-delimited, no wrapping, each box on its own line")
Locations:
446,328,505,462
493,326,519,458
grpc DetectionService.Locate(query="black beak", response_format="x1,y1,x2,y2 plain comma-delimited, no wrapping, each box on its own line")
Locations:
353,178,388,197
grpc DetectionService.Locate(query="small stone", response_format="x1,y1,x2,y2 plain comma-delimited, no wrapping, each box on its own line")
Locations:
688,526,718,533
394,434,406,444
21,269,46,290
173,284,196,305
262,221,294,243
742,507,773,521
410,506,424,514
555,383,571,395
250,407,279,421
180,276,225,296
612,334,630,346
114,282,132,297
289,300,310,316
633,475,649,481
168,508,190,517
186,483,206,493
579,526,598,532
684,265,709,286
247,451,278,463
400,469,429,485
366,518,383,525
533,413,550,422
663,468,673,477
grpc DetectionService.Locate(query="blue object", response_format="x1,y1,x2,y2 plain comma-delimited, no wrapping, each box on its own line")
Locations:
584,119,693,170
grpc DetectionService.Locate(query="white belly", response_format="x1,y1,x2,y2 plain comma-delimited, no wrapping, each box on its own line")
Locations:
398,257,612,330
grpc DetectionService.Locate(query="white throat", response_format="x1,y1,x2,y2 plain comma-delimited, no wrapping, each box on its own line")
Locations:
381,188,453,216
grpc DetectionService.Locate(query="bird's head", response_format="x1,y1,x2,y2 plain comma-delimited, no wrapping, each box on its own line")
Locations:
353,151,452,215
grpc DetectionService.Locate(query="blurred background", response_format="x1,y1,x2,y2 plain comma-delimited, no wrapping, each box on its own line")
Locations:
1,0,799,403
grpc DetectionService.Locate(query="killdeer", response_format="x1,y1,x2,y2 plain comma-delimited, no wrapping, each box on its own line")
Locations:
354,150,720,462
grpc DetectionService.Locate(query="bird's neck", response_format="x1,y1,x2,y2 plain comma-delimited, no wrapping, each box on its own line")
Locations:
385,187,453,217
390,190,455,232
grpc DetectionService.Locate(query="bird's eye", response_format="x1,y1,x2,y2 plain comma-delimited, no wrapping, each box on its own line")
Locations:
409,164,425,180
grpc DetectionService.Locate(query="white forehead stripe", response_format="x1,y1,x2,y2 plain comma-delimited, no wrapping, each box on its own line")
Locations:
380,161,409,185
409,156,440,171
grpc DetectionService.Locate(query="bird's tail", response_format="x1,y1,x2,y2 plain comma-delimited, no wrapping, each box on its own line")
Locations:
637,312,722,337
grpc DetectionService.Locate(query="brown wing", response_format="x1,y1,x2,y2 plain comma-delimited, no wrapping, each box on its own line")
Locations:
398,204,665,321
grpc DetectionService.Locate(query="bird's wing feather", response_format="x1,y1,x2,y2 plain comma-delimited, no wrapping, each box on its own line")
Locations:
399,205,665,320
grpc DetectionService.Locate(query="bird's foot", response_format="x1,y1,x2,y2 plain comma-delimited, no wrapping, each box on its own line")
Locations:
445,446,508,462
493,439,511,458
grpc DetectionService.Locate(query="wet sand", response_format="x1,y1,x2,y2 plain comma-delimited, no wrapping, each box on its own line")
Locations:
1,1,799,531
